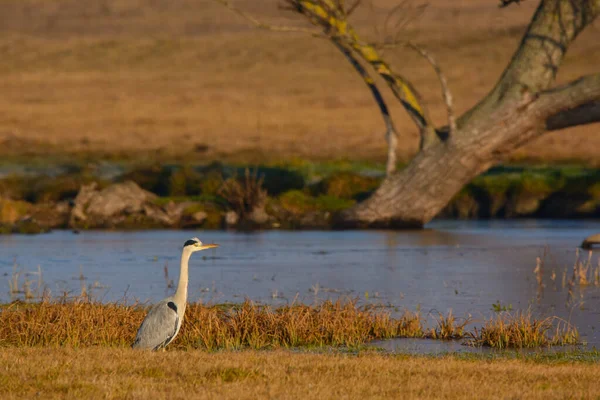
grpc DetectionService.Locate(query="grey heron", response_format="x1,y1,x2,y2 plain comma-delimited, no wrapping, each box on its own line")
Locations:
131,237,218,350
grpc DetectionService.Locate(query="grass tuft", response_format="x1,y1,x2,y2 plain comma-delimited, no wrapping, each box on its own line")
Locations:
467,311,579,349
425,310,470,340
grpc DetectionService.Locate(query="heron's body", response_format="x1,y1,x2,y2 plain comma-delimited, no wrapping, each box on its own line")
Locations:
131,238,217,350
132,297,184,350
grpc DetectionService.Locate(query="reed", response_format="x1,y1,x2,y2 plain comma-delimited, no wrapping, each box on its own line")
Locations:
425,310,470,340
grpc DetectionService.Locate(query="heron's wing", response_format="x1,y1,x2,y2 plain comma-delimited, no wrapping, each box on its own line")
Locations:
132,300,179,350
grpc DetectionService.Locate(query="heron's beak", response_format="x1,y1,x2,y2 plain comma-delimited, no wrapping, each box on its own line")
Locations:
198,243,219,250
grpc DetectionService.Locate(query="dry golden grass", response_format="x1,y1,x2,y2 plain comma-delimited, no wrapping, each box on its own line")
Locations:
2,347,600,399
0,0,598,164
467,311,579,349
425,310,470,340
0,300,579,350
0,300,423,349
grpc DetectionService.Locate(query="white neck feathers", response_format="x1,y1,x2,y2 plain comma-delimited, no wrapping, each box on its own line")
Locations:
173,247,192,307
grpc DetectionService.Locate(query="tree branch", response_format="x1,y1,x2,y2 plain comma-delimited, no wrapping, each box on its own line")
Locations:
380,41,456,137
285,0,439,148
542,74,600,130
214,0,400,174
459,0,600,128
331,40,399,175
212,0,324,37
547,101,600,130
345,0,362,16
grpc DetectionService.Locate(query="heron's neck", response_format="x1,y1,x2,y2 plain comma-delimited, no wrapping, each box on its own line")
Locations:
174,249,191,306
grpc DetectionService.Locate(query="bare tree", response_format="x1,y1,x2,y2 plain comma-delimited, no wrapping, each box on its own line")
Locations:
219,0,600,228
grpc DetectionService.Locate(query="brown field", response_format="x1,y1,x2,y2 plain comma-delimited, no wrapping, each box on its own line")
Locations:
2,348,600,399
0,0,599,164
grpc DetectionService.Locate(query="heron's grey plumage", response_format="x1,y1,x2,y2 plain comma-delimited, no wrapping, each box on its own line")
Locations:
132,298,180,350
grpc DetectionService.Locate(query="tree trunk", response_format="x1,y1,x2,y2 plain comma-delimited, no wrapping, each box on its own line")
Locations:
338,0,600,228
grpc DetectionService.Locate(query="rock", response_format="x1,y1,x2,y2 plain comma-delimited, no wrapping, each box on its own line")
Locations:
86,181,157,217
70,183,99,223
70,181,173,228
142,204,173,226
164,201,198,221
582,233,600,249
225,211,239,226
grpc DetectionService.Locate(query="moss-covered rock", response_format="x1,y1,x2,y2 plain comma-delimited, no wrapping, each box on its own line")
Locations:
268,190,354,229
181,203,223,229
319,172,380,200
278,190,316,215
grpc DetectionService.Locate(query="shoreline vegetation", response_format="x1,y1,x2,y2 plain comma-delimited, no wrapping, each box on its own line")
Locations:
3,161,600,234
0,299,579,350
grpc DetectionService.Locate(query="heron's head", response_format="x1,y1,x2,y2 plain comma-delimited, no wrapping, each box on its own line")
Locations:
183,237,219,252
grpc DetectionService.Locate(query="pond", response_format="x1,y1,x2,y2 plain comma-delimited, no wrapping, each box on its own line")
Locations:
2,220,600,352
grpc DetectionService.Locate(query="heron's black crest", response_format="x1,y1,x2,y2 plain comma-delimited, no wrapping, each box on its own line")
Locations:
167,301,177,312
183,239,198,247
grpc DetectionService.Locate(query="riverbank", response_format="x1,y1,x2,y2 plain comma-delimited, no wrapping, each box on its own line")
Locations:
2,161,600,233
2,347,600,399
